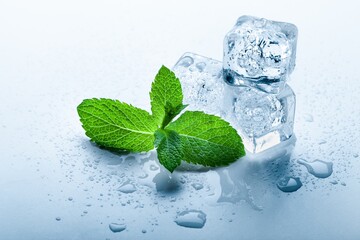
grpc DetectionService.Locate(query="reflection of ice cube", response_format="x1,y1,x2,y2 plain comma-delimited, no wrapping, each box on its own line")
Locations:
173,52,296,153
223,16,298,94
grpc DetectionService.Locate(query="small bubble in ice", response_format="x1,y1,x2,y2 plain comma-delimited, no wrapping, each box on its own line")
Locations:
276,177,302,192
191,183,204,190
174,210,207,228
304,114,314,122
55,217,61,221
195,62,206,72
109,223,126,233
68,197,73,201
353,153,359,158
142,229,147,233
177,56,194,67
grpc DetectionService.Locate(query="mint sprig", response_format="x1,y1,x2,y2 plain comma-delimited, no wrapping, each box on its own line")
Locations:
77,65,245,172
166,111,245,167
77,99,157,152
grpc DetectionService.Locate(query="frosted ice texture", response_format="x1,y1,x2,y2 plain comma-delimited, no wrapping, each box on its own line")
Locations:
223,16,298,93
173,53,296,153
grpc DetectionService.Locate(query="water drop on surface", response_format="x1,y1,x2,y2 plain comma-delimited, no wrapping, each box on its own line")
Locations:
277,177,302,192
55,217,61,221
174,210,206,228
150,164,159,171
297,159,333,178
191,183,204,190
117,181,136,194
330,180,338,185
138,172,149,179
109,223,126,233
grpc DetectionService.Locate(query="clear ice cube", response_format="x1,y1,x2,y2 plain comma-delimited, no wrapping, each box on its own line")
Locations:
223,15,298,94
230,85,295,153
173,53,232,117
173,52,296,153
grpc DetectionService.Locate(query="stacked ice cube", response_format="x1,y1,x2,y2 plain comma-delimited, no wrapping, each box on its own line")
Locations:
173,16,298,153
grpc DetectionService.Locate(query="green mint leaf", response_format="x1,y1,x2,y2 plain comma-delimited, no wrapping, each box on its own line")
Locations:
161,103,188,128
166,111,245,167
150,65,183,127
77,98,157,152
154,129,183,172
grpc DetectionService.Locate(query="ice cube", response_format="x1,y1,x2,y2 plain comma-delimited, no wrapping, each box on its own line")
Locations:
172,52,296,153
223,15,298,94
173,53,232,117
229,85,295,153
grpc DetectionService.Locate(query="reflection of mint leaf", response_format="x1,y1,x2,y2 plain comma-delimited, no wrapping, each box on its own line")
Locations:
154,129,183,172
166,111,245,167
150,65,183,127
77,98,157,152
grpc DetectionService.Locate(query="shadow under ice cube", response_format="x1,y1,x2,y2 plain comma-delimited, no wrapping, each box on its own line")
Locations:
173,52,296,153
223,15,298,94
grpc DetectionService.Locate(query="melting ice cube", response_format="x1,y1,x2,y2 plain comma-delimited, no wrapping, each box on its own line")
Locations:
230,85,295,153
173,52,296,153
223,15,298,93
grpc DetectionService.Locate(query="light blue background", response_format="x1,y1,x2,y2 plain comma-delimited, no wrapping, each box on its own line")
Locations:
1,1,359,239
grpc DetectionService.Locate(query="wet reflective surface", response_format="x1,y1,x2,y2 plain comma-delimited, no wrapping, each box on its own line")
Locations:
1,1,360,239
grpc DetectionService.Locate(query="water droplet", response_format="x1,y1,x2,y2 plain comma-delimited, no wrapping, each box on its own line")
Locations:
178,56,194,67
191,183,204,190
117,181,136,193
142,229,147,233
304,114,314,122
297,159,333,178
353,153,359,158
55,217,61,221
341,182,347,186
109,223,126,233
277,177,302,192
330,180,338,185
138,172,149,179
68,197,73,201
150,164,159,171
174,210,206,228
195,62,206,72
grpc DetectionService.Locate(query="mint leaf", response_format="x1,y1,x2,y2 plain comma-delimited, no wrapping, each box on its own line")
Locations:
166,111,245,167
154,129,183,172
161,103,188,128
77,98,157,152
150,65,183,127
